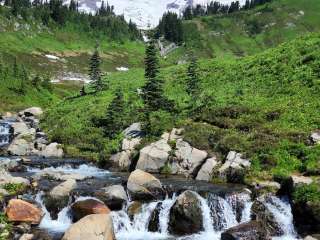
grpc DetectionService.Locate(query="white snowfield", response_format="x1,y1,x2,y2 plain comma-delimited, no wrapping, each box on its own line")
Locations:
68,0,246,29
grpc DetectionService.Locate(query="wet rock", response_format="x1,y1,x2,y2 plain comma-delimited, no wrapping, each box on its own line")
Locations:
127,201,142,218
19,234,34,240
0,158,21,171
34,170,87,181
71,199,110,222
39,143,64,158
196,156,219,181
148,202,162,232
19,107,43,118
95,185,128,210
127,169,164,200
251,196,283,236
221,221,267,240
169,190,203,235
8,138,34,156
62,214,115,240
50,179,77,199
290,175,313,187
110,151,131,171
136,139,171,173
304,236,318,240
174,139,208,176
11,122,31,136
5,199,43,224
252,181,281,196
0,168,30,185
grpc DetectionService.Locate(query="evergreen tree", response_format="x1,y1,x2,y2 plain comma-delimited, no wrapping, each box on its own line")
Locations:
89,45,104,92
42,75,52,91
19,65,28,94
142,40,165,111
102,89,125,138
186,56,200,97
32,75,41,87
12,57,19,78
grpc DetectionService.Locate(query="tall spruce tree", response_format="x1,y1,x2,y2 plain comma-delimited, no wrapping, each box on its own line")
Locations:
142,40,165,111
89,45,104,92
186,56,199,96
103,89,125,138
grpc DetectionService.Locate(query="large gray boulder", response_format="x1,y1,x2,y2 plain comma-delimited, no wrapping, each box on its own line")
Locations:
11,122,30,136
7,138,34,156
19,107,43,118
122,122,142,138
136,139,171,173
127,169,164,200
95,185,128,210
174,139,208,175
49,179,77,199
110,151,131,171
169,190,203,235
39,142,64,158
196,156,219,181
221,221,267,240
0,169,30,186
122,138,141,151
62,214,115,240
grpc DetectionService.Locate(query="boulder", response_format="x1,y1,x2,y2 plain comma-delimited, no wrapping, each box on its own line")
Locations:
34,170,87,181
311,131,320,144
161,128,184,141
19,234,34,240
123,122,143,138
174,139,208,175
19,107,43,118
0,169,30,186
122,138,141,151
136,139,171,173
39,143,64,158
0,188,9,196
304,236,318,240
8,138,33,156
127,169,164,200
218,151,251,183
95,185,128,210
0,158,21,171
62,214,115,240
290,175,313,187
110,151,131,171
169,190,203,235
71,199,110,222
252,181,281,195
11,122,30,136
127,201,142,218
5,199,42,224
50,179,77,199
196,156,219,181
148,202,162,232
221,221,267,240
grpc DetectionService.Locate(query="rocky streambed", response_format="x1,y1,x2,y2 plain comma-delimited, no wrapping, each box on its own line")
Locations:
0,156,302,240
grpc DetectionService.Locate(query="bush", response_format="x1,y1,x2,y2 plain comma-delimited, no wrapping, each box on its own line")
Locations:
146,110,175,136
293,183,320,203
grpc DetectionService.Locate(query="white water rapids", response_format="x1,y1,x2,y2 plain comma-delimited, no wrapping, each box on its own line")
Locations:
0,122,10,146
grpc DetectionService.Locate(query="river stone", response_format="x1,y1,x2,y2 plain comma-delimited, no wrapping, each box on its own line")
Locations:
71,199,110,222
34,170,87,181
62,214,115,240
6,199,43,224
110,151,131,171
95,185,128,210
11,122,30,136
50,179,77,199
19,107,43,118
290,175,313,187
251,195,283,236
169,190,203,235
127,201,142,218
221,221,266,240
0,169,30,186
123,122,142,138
7,138,33,156
127,169,164,200
136,139,171,173
196,156,219,181
174,139,208,175
39,143,64,158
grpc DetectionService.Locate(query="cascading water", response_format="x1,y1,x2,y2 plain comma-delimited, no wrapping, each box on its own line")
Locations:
35,192,72,233
0,121,11,147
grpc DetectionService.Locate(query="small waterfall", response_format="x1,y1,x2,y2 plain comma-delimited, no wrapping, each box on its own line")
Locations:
0,122,11,146
265,196,299,240
35,192,72,233
158,194,177,234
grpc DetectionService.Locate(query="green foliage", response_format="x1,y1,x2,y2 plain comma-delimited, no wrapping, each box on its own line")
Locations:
156,12,183,44
293,183,320,203
3,183,26,195
0,213,11,240
186,56,200,97
89,46,104,92
146,110,175,137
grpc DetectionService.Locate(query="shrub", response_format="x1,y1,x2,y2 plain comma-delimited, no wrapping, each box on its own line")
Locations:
293,183,320,203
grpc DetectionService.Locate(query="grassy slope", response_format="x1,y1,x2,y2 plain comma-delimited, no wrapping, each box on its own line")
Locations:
163,0,320,65
43,33,320,179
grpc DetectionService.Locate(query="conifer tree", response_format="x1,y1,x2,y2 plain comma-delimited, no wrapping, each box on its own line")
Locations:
32,75,41,88
103,89,125,138
142,40,165,111
186,56,199,97
89,44,104,92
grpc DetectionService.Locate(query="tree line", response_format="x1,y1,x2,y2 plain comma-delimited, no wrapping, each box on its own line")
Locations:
183,0,273,20
0,0,141,41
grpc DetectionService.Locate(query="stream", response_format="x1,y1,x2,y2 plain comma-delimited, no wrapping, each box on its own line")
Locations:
0,155,300,240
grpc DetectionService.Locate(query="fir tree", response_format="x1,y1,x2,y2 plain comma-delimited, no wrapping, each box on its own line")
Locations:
142,40,165,111
103,89,125,138
32,75,41,88
89,45,104,92
186,56,199,96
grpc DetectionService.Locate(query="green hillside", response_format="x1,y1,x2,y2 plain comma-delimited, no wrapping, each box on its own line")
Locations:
164,0,320,64
43,33,320,180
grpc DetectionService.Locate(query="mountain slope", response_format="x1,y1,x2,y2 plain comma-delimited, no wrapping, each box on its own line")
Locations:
164,0,320,63
43,32,320,179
